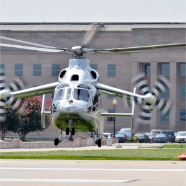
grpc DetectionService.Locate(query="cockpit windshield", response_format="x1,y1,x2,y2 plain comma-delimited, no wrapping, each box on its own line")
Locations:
54,88,71,101
74,88,90,102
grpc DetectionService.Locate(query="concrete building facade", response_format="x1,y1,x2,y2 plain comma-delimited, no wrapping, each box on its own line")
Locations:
0,23,186,135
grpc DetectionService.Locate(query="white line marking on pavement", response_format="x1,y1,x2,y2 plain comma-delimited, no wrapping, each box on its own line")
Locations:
1,168,185,172
0,178,132,183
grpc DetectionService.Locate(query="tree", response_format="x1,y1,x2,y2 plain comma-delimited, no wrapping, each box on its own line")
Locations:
5,96,51,141
0,109,19,140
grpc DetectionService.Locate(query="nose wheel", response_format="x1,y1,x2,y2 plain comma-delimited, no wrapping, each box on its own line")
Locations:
66,116,75,141
66,127,75,140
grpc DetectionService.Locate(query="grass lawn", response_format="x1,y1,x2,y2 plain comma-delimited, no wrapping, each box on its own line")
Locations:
0,145,185,160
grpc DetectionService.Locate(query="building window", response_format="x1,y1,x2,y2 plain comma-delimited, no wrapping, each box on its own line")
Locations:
33,64,42,76
161,63,170,77
90,64,98,71
15,64,23,76
161,88,170,98
0,64,5,76
160,111,169,122
107,64,116,77
52,64,60,77
107,108,115,121
144,64,150,77
180,63,186,77
180,85,186,98
180,109,186,122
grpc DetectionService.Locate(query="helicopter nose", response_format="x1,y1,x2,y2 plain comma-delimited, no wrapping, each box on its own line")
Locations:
61,101,75,112
69,99,73,103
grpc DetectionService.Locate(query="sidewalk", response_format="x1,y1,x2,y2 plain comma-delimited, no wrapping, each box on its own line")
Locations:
0,143,162,152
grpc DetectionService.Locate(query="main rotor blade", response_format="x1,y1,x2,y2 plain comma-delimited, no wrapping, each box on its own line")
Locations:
0,43,67,53
0,36,59,49
93,43,186,54
81,24,100,47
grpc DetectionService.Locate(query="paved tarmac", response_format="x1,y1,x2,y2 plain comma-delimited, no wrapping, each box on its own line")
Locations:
0,159,186,186
0,144,186,186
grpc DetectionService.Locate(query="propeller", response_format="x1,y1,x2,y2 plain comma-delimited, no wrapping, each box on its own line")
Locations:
0,69,26,121
131,73,172,124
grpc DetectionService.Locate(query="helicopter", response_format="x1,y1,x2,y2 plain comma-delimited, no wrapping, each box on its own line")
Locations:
0,25,185,147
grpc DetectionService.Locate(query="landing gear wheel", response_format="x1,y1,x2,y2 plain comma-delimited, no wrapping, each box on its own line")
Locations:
54,138,60,146
97,139,101,147
66,128,70,135
95,139,101,147
71,128,75,135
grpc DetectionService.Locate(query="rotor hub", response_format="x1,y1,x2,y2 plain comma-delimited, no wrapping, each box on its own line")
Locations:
71,46,83,56
0,89,11,100
144,93,156,105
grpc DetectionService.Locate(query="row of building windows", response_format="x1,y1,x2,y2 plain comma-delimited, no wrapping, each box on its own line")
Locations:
159,86,186,99
107,109,186,122
144,63,186,77
1,63,186,78
160,109,186,122
0,64,61,77
144,63,186,99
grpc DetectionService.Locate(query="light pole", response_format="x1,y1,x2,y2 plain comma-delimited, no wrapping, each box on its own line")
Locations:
112,98,117,137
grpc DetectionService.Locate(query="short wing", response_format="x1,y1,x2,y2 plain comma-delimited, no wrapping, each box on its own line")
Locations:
95,83,144,104
11,82,59,99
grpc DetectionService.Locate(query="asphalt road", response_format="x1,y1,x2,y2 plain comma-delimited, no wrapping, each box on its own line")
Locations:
0,159,185,186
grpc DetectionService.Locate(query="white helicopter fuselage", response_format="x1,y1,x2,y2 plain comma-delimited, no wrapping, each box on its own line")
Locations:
51,58,101,133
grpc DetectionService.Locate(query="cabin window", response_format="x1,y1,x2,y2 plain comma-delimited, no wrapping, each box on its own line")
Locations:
74,88,89,102
91,70,97,79
71,74,79,81
59,70,66,78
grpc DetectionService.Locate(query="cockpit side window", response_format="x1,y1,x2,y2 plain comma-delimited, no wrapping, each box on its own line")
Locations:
74,88,89,102
54,88,71,101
